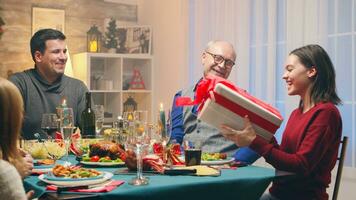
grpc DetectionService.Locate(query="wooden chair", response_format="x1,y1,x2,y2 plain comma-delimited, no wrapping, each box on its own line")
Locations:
332,136,348,200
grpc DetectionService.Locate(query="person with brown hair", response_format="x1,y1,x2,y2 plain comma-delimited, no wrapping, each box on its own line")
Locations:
221,44,342,200
0,77,34,199
9,28,88,139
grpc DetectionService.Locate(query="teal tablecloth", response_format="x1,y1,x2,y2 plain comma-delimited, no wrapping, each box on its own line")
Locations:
24,157,278,200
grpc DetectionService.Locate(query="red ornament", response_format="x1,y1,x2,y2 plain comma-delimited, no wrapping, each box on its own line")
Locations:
129,69,146,89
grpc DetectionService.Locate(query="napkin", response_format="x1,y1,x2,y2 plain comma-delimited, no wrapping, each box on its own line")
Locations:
174,166,220,176
46,180,124,193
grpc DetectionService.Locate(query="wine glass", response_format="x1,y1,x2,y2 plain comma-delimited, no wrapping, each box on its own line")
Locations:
123,111,135,139
41,113,59,138
94,105,104,135
57,107,74,166
128,110,150,186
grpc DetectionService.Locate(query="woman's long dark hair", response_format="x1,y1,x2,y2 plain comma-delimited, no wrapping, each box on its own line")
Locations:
290,44,341,106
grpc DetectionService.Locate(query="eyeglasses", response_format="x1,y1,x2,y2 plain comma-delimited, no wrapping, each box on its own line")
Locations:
205,51,235,69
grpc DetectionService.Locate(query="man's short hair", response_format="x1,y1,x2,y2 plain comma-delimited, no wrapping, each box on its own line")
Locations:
204,40,236,60
30,29,66,62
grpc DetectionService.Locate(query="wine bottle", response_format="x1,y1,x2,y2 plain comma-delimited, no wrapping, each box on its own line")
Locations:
80,92,96,136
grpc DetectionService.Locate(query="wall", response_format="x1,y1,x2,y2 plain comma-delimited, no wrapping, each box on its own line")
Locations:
138,0,189,114
0,0,137,78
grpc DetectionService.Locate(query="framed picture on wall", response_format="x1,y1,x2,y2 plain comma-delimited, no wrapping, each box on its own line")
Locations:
116,25,151,54
32,7,65,35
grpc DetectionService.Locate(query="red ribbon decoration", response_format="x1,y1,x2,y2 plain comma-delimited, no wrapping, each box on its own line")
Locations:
175,75,283,120
213,91,280,133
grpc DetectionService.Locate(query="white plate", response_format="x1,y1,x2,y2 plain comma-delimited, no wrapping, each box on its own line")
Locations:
201,158,235,165
34,160,69,169
32,168,52,174
80,161,125,166
32,160,70,174
39,171,113,187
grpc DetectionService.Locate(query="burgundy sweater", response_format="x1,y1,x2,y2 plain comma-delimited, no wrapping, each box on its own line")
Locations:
250,102,342,200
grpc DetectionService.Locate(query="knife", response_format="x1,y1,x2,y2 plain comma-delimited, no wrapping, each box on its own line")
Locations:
57,185,89,193
56,180,113,193
163,169,197,175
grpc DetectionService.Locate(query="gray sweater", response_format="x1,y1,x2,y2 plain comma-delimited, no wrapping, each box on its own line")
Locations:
0,160,26,200
181,84,239,156
9,68,88,139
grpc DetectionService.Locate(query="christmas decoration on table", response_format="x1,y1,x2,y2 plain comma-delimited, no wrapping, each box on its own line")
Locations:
86,25,102,53
129,69,146,89
104,18,118,53
125,142,184,173
152,142,184,166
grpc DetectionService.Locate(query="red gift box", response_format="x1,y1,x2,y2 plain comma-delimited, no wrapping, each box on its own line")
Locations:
197,83,283,141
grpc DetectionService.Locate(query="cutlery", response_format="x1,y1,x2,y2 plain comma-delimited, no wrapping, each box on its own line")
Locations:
163,168,197,175
56,180,113,193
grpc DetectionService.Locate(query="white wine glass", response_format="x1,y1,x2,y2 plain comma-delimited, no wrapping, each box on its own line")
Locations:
57,107,74,166
94,105,104,135
128,110,149,186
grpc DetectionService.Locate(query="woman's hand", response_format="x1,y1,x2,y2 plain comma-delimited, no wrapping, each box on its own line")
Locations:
26,190,34,200
220,115,257,147
19,149,34,178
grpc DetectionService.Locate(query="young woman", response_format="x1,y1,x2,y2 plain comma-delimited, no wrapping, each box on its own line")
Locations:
221,44,342,200
0,77,34,199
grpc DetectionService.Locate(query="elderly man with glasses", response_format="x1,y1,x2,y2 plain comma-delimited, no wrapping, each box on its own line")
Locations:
169,40,260,164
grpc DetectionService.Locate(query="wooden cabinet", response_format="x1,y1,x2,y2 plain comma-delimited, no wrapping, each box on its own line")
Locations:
73,53,153,123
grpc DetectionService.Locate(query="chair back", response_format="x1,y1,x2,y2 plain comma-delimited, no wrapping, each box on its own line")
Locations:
332,136,348,200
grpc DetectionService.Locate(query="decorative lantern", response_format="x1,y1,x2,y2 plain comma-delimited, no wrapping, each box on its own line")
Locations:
87,25,102,53
123,96,137,112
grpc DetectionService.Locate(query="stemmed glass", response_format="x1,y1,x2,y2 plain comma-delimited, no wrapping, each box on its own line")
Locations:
94,105,104,135
123,111,135,141
127,110,150,186
57,107,74,166
41,113,59,138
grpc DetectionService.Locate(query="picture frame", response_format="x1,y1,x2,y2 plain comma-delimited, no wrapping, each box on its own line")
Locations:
116,25,152,54
32,7,65,35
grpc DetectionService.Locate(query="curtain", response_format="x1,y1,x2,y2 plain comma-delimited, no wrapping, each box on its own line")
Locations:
188,0,355,166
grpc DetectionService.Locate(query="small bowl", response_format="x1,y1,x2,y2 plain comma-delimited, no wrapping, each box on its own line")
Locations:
23,139,66,159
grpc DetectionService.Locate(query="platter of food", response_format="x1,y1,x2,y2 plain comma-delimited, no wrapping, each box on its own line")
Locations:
34,159,55,169
39,165,113,186
201,153,234,165
80,160,125,166
23,140,66,159
32,160,70,174
79,140,126,166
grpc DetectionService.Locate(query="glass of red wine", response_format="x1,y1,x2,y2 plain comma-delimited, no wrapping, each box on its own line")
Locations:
41,113,59,138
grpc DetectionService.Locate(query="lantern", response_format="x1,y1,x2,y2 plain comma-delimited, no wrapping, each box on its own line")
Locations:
123,96,137,112
87,25,102,53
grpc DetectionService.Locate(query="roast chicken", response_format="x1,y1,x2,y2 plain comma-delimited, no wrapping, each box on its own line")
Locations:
89,141,125,160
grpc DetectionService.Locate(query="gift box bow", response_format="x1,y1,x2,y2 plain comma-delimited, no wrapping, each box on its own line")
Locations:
176,75,283,134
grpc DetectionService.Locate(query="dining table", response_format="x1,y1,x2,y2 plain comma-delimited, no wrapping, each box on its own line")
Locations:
24,156,292,200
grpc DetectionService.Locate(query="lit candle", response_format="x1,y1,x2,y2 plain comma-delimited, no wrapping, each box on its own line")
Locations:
89,40,98,52
160,103,166,136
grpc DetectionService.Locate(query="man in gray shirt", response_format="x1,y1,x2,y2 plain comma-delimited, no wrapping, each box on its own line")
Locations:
10,29,88,139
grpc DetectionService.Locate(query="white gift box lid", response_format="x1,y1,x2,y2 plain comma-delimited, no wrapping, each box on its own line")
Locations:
197,83,283,141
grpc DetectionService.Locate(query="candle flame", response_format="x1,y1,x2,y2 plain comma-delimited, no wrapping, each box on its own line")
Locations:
160,103,163,111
